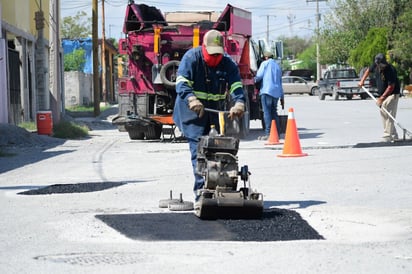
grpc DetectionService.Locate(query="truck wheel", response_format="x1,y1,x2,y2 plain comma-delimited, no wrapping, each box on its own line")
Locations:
319,91,326,100
360,93,368,100
128,128,145,140
160,60,180,89
346,94,353,100
333,91,339,100
145,124,162,140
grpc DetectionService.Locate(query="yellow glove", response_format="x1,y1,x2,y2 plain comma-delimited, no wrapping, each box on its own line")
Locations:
228,102,245,119
188,96,204,117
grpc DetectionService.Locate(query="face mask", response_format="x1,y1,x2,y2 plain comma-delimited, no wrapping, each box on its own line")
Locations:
202,45,223,67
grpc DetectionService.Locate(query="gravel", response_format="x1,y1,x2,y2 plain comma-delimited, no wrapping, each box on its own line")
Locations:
0,107,118,150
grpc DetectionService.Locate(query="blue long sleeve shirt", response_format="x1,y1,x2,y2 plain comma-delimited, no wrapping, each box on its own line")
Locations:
173,46,245,139
254,59,284,98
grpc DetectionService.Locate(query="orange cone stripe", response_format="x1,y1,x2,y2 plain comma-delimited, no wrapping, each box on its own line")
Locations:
265,119,281,145
277,107,308,158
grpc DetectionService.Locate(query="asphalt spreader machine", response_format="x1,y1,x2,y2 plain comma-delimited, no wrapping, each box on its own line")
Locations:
193,112,264,220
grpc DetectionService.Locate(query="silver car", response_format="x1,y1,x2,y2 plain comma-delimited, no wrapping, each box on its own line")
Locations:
282,76,318,95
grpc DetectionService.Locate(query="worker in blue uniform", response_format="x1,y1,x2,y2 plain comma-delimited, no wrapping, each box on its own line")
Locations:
173,29,246,199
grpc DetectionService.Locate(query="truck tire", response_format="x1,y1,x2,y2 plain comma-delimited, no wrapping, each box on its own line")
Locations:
160,60,180,89
333,91,339,100
145,124,162,140
346,94,353,100
128,128,145,140
319,91,326,100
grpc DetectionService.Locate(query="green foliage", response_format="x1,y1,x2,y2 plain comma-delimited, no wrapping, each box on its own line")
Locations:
392,10,412,68
278,35,313,59
319,28,358,65
61,11,92,39
66,104,111,113
296,44,317,77
349,28,388,72
320,0,394,65
52,120,89,139
18,121,37,131
64,49,86,72
280,59,291,71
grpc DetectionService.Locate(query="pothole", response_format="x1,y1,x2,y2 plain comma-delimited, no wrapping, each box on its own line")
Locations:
18,182,126,195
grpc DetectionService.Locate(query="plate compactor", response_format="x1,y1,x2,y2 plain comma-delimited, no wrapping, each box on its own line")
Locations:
194,134,264,220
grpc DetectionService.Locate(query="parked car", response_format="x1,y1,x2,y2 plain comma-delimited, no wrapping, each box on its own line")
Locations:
283,69,314,81
282,76,318,95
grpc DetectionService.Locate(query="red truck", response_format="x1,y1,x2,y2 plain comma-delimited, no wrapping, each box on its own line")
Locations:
113,2,263,140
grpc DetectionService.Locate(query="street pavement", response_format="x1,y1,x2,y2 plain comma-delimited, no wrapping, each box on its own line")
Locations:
1,95,412,273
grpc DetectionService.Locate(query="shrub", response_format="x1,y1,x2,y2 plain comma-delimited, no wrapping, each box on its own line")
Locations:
53,120,89,139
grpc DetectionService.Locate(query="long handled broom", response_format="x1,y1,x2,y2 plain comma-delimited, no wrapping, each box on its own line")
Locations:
361,86,412,140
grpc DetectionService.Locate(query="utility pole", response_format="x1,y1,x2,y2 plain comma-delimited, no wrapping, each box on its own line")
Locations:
307,0,327,81
92,0,100,116
261,15,276,43
35,1,49,111
101,0,107,103
49,0,61,123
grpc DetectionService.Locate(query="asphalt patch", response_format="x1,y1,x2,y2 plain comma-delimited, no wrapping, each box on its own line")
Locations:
96,209,324,241
354,139,412,148
18,182,126,195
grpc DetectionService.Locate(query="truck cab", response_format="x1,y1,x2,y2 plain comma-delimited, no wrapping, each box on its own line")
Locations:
318,68,368,100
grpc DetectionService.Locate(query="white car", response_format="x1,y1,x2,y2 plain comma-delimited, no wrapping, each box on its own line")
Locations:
282,76,318,95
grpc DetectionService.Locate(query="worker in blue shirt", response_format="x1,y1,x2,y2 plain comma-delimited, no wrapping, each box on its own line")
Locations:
254,51,284,140
173,29,246,198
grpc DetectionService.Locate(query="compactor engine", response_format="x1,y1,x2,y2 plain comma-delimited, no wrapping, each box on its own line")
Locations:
195,134,263,219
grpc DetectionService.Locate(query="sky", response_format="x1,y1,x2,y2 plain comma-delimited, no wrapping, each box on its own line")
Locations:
61,0,332,42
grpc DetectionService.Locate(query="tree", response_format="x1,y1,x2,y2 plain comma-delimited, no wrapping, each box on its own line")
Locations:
319,28,357,65
319,0,412,83
61,11,92,39
296,44,317,77
64,49,86,71
348,27,388,72
392,9,412,84
278,35,312,60
319,0,391,65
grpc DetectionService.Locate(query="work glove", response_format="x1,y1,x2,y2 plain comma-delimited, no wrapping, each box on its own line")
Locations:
280,98,285,110
228,102,245,120
188,96,204,117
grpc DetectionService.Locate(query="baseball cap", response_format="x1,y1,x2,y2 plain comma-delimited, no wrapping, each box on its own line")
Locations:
374,53,386,64
263,50,273,57
203,30,224,55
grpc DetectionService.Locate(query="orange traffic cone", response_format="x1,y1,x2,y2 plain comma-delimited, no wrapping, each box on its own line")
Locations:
265,119,281,145
277,108,308,157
